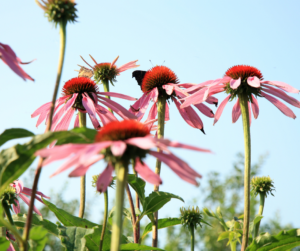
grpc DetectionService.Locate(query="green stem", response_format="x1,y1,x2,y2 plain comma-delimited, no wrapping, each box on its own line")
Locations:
78,112,86,218
230,241,237,251
239,95,251,251
99,190,108,251
190,226,195,251
102,79,113,113
253,193,265,239
152,96,166,249
0,210,6,238
132,160,140,243
110,162,128,251
2,202,14,226
23,21,67,249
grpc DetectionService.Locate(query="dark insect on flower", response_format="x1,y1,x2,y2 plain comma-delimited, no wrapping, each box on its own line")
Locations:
132,70,147,87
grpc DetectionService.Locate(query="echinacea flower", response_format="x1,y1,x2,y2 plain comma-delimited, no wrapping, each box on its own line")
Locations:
130,66,218,133
0,43,34,81
181,65,300,124
80,55,139,85
32,77,137,131
10,180,49,216
35,120,210,192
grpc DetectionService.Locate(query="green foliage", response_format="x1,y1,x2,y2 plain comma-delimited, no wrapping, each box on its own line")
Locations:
0,237,10,250
0,128,34,147
118,243,164,250
127,174,146,205
28,226,48,251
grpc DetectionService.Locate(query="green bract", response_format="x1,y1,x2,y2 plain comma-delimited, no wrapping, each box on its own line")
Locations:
180,206,203,229
251,176,275,197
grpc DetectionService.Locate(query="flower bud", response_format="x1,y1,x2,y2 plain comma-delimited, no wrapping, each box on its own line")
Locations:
180,206,203,229
251,176,275,197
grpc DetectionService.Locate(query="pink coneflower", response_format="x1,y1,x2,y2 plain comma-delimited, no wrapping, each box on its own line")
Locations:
181,65,300,124
35,120,210,192
10,180,49,216
32,77,137,131
0,43,34,81
130,66,217,133
80,55,139,85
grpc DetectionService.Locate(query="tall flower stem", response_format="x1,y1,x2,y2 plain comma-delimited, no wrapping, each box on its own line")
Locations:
126,184,137,243
78,112,86,218
190,226,195,251
110,162,128,251
253,193,265,239
102,79,113,113
152,96,166,248
99,190,108,251
239,94,251,251
23,21,67,248
132,160,140,242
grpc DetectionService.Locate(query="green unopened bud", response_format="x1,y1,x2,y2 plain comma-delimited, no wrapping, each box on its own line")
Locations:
91,174,115,193
0,186,18,208
203,207,214,217
93,63,119,85
180,206,203,230
251,176,275,197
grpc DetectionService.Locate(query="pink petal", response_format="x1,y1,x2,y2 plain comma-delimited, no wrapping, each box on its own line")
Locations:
261,91,296,119
184,80,214,93
193,103,214,118
95,104,118,125
261,80,299,93
248,101,252,126
162,85,174,95
65,93,78,111
88,113,101,130
97,92,136,101
110,56,119,68
19,194,41,215
165,102,170,121
51,106,66,130
145,103,157,123
230,78,241,89
117,60,139,73
180,89,206,108
53,107,75,131
129,93,151,120
97,164,114,193
213,95,231,125
36,110,49,128
69,154,104,177
206,96,218,106
125,135,156,149
134,158,162,185
110,141,127,156
232,98,241,123
13,199,20,214
262,85,300,108
82,93,97,117
150,87,159,103
247,76,260,88
129,95,142,115
251,95,259,119
156,138,211,152
31,102,51,118
74,114,79,127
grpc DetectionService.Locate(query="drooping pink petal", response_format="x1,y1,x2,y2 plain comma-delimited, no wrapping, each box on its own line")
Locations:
206,96,218,106
31,102,52,118
111,141,127,156
65,93,78,111
162,85,174,95
117,60,139,73
69,154,104,177
247,76,261,88
88,113,101,129
82,93,97,117
97,92,137,101
261,91,296,119
36,110,50,128
129,93,151,120
251,95,259,119
134,158,162,185
145,103,157,123
150,87,159,103
95,104,118,125
261,80,299,93
165,102,170,121
125,135,156,149
180,89,206,108
193,103,214,118
74,114,79,128
248,101,252,126
213,95,231,125
13,199,20,214
97,164,114,193
19,194,42,215
230,78,241,89
262,85,300,108
110,56,119,69
53,107,75,131
184,80,215,93
232,98,241,123
51,106,66,130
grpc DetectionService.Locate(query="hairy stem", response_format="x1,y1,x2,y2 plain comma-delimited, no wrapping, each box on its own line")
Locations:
102,79,113,113
132,161,140,242
239,95,251,251
126,184,137,243
190,226,195,251
253,193,265,239
78,112,86,218
152,96,166,249
99,190,108,251
23,21,67,249
110,162,128,251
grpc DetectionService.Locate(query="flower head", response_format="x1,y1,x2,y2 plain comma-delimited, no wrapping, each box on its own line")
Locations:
0,43,34,81
32,77,137,131
35,0,77,25
251,176,275,197
35,120,211,192
180,206,203,229
10,180,50,216
181,65,300,124
0,185,18,209
130,66,218,133
79,55,139,85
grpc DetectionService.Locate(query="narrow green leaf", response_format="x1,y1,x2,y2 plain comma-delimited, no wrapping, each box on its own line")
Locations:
141,217,181,241
0,128,34,146
42,198,98,228
28,226,48,251
0,237,10,250
253,215,263,225
127,174,146,206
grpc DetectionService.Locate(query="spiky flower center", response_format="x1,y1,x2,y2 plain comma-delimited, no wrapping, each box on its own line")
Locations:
94,63,119,84
44,0,77,25
141,66,179,94
251,176,275,197
180,206,203,229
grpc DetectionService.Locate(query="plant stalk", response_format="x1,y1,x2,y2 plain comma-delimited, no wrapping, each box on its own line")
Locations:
99,190,108,251
239,95,251,251
110,162,128,251
23,21,67,249
132,162,140,242
102,79,113,112
190,226,195,251
253,193,265,239
126,184,137,243
78,112,87,218
152,96,166,249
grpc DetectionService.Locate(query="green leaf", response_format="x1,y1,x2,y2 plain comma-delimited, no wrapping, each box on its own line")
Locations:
28,226,48,251
0,128,34,146
127,174,146,206
42,198,98,228
246,229,300,251
140,191,184,220
108,206,132,223
0,237,10,250
253,215,263,225
55,127,97,145
141,217,181,241
217,231,230,241
117,243,164,250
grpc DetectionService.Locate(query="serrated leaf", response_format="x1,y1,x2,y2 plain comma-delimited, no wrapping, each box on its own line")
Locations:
117,243,164,250
141,217,181,241
246,229,300,251
140,191,184,219
42,198,98,228
28,226,48,251
0,128,34,146
127,174,146,206
0,237,10,250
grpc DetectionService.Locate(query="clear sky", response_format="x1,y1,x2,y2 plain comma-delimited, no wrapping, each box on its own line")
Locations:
1,0,300,247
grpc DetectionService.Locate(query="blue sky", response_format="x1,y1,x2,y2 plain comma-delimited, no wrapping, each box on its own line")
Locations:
1,0,300,247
